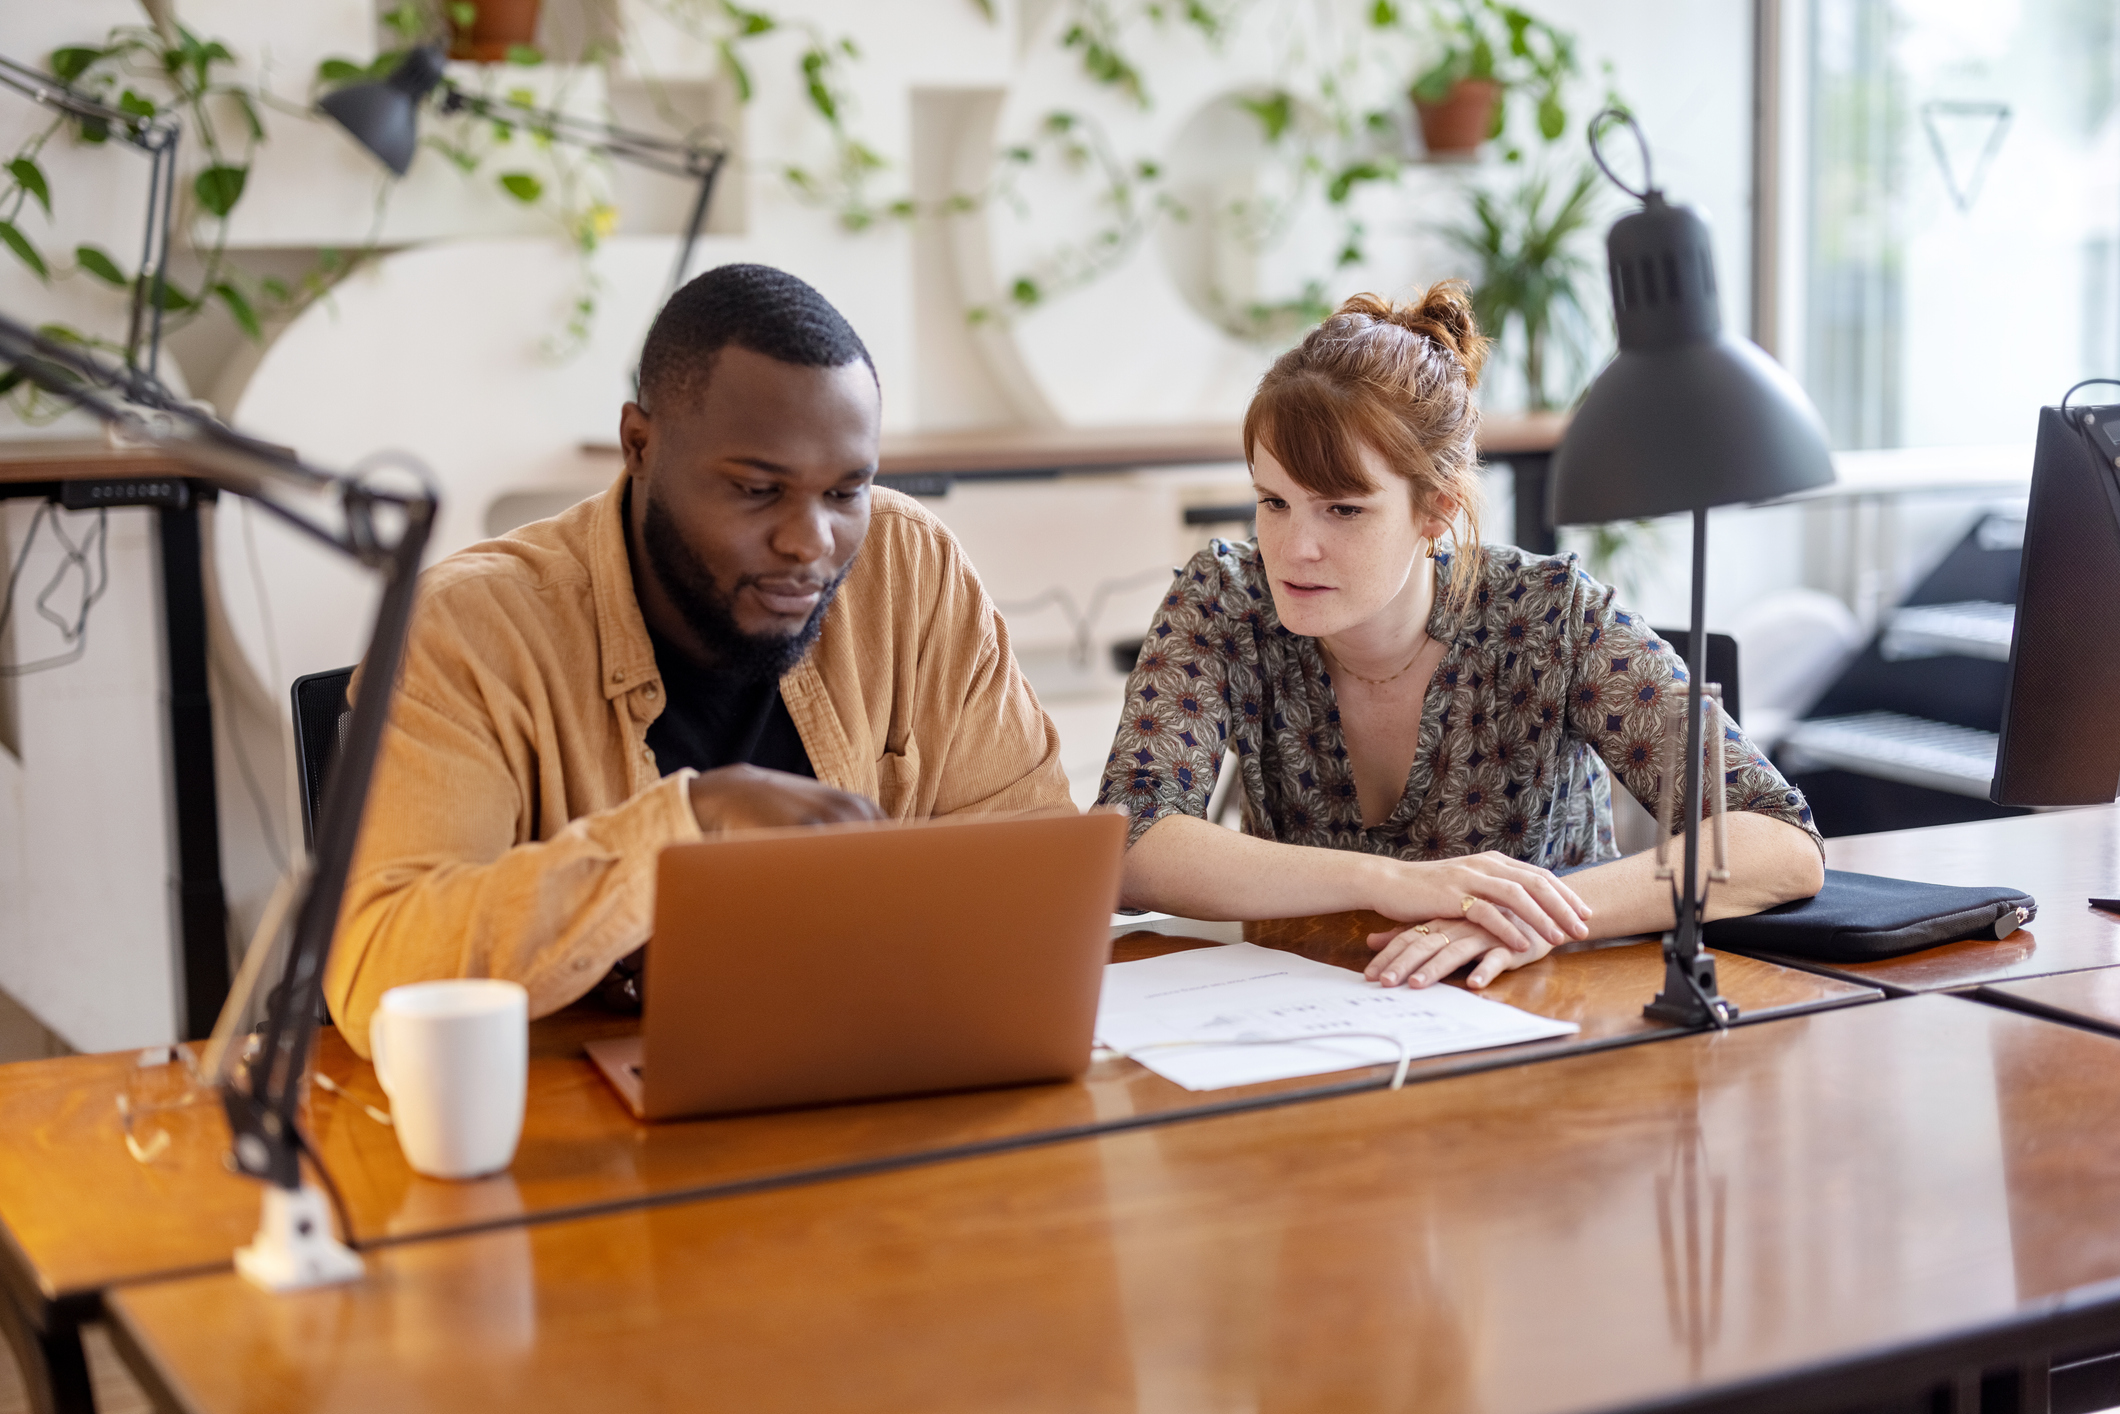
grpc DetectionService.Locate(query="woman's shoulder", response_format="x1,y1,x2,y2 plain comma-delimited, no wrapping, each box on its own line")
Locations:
1445,542,1604,623
1168,538,1275,610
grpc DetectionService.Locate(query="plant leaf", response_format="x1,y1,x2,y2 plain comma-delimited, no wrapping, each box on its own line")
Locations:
801,50,838,124
142,276,195,312
49,47,103,82
193,165,248,218
1537,92,1565,141
213,282,261,341
499,172,543,202
449,1,478,27
74,245,126,285
231,91,266,141
0,220,48,281
716,41,753,103
505,44,543,65
316,57,364,84
118,89,157,120
7,159,50,217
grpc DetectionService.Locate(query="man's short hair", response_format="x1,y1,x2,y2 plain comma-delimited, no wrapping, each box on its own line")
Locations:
636,263,876,412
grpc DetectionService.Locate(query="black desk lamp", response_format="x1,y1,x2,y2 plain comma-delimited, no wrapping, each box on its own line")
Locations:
0,312,437,1289
319,45,729,302
0,55,178,377
1549,110,1835,1028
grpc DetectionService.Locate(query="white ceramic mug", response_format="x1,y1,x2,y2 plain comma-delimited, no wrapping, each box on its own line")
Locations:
369,979,528,1180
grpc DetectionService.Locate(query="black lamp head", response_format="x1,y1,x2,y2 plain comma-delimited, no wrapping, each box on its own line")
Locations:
1550,111,1834,525
317,44,447,177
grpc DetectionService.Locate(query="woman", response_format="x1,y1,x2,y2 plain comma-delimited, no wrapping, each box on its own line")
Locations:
1099,282,1824,991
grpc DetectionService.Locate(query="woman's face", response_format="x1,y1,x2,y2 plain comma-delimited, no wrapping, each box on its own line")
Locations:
1251,442,1451,639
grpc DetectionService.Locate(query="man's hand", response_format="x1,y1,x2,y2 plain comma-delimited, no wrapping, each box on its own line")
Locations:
687,763,884,833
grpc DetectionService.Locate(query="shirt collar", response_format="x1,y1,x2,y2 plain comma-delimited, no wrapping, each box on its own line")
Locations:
589,471,661,700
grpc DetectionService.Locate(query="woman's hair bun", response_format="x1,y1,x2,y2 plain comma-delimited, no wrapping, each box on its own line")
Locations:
1334,281,1490,389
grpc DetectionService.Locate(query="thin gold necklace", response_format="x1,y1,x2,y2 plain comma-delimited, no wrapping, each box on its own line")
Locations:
1325,636,1429,688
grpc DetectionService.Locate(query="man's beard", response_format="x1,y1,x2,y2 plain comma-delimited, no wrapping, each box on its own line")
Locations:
641,489,851,681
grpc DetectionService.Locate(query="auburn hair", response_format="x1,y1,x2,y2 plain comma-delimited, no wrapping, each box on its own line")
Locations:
1242,280,1492,607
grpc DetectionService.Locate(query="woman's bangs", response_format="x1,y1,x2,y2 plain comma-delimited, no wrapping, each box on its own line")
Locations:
1244,378,1381,499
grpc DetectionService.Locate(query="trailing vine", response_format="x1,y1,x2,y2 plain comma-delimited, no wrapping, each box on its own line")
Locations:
0,20,370,415
1,0,1617,410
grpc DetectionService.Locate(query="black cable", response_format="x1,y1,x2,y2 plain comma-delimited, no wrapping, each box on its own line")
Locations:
0,504,110,677
1588,107,1656,201
2061,378,2120,412
292,1123,362,1252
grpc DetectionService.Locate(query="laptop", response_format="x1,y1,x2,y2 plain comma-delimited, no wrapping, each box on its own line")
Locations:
586,810,1128,1120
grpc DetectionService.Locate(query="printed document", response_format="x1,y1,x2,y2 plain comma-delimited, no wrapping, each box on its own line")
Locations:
1096,943,1579,1090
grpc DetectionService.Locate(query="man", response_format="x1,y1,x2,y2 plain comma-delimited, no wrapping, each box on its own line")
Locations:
325,264,1071,1056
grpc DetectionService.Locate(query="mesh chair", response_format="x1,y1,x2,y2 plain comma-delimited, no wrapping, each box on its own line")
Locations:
290,667,356,853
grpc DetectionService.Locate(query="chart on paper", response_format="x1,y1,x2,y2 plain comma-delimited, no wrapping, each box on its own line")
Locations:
1095,942,1579,1090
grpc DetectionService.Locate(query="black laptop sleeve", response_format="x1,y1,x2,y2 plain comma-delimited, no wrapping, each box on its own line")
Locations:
1701,869,2036,962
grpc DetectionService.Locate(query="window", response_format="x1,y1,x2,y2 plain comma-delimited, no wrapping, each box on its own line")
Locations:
1804,0,2120,448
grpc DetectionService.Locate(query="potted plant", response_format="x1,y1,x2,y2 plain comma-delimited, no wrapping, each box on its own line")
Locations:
1409,0,1577,158
450,0,544,63
1436,164,1601,411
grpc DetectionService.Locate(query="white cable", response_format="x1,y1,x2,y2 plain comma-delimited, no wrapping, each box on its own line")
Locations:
1099,1030,1416,1090
994,562,1183,668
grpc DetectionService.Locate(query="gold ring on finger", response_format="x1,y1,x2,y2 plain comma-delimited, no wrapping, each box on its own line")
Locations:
1460,894,1477,916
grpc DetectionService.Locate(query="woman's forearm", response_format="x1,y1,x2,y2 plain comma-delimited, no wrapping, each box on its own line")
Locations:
1119,814,1390,918
1121,808,1820,944
1565,812,1825,939
1120,814,1595,951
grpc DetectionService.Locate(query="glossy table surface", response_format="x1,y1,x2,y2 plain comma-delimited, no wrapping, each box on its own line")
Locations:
1979,965,2120,1037
1728,804,2120,993
107,993,2120,1414
0,918,1869,1319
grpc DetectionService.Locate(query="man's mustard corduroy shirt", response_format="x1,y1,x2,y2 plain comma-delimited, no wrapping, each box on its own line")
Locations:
324,476,1072,1057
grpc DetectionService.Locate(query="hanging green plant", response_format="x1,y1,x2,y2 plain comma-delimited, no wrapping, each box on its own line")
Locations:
0,19,377,417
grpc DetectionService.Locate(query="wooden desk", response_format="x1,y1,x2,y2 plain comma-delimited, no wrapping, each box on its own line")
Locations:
0,440,193,484
0,919,1865,1413
1978,967,2120,1038
103,994,2120,1414
1716,804,2120,993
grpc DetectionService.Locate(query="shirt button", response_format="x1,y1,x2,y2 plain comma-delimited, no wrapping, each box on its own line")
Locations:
642,683,659,700
611,669,625,684
573,958,591,972
641,745,654,761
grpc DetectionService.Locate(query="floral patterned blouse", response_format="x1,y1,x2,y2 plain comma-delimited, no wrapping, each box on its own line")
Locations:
1096,539,1821,870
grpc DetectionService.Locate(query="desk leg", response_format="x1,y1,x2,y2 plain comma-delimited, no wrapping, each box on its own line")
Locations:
156,495,231,1040
1506,453,1557,556
0,1287,94,1414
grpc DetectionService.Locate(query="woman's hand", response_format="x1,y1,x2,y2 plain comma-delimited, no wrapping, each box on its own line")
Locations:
1364,914,1555,990
1377,851,1591,954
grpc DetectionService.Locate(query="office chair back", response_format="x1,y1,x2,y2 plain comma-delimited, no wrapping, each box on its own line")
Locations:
1650,629,1741,726
291,667,356,853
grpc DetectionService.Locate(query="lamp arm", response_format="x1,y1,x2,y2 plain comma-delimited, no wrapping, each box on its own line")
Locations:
225,498,429,1187
0,56,182,378
0,311,439,1193
437,86,726,179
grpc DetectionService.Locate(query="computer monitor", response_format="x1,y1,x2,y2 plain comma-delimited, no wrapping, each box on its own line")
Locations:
1990,398,2120,806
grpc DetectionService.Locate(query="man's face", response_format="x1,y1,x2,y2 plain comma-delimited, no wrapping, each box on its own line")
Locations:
621,344,881,677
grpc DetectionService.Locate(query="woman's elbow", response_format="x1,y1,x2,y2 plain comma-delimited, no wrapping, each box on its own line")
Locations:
1758,818,1825,906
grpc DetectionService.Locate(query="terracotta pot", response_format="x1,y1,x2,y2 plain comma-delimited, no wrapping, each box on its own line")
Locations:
451,0,543,62
1414,78,1502,157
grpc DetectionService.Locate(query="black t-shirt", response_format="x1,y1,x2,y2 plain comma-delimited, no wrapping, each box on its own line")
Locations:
643,625,814,779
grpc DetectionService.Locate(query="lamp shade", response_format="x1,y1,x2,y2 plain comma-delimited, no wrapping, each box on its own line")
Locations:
1550,193,1834,525
317,45,447,177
